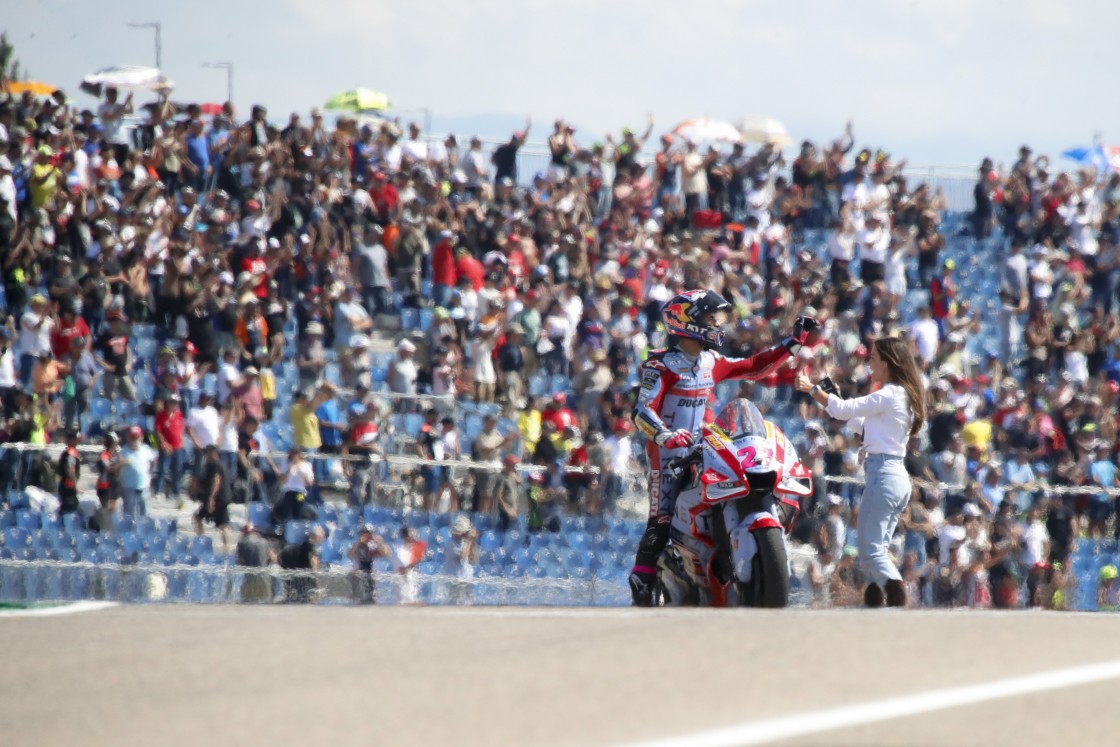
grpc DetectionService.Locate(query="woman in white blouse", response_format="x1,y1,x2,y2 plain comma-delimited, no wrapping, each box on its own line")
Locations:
795,337,926,608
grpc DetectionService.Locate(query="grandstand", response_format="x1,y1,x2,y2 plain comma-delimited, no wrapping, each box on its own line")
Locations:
2,200,1118,611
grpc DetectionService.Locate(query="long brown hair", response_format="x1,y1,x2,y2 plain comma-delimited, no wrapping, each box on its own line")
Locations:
874,337,926,439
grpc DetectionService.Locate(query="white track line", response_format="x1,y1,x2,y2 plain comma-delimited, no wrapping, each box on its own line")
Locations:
616,658,1120,747
0,601,118,618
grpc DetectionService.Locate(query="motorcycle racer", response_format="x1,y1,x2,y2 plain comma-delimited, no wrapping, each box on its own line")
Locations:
628,289,819,606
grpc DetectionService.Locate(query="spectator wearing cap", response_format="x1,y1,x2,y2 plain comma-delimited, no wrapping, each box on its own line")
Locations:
48,254,81,304
231,365,265,423
0,155,16,223
31,349,68,399
236,520,275,603
274,449,319,527
297,322,327,390
353,223,392,316
51,298,89,360
97,87,134,163
195,444,233,554
491,119,532,186
216,348,243,404
289,384,335,472
184,118,210,193
186,391,220,469
388,338,418,398
119,425,157,518
17,294,53,392
60,335,98,431
95,310,137,401
998,239,1030,367
334,285,373,386
56,429,82,515
1086,441,1119,539
443,514,479,604
601,418,635,514
343,397,383,507
497,323,526,405
0,328,16,406
468,414,515,512
349,524,390,603
395,214,428,301
29,145,61,210
235,297,270,364
1020,500,1051,607
153,393,187,502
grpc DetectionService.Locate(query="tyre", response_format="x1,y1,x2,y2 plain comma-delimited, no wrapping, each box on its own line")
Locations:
738,526,789,608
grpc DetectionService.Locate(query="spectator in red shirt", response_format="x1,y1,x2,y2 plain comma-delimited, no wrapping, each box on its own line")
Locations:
541,393,577,431
432,231,459,307
52,299,90,360
240,240,270,300
153,392,186,501
455,248,486,292
929,259,957,335
368,170,400,221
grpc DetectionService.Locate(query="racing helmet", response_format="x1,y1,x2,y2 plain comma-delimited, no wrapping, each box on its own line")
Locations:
661,289,732,348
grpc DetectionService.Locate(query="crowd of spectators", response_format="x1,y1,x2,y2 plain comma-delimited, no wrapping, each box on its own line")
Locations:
2,80,1120,608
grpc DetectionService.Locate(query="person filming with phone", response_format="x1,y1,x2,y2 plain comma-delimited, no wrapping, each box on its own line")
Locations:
795,336,925,608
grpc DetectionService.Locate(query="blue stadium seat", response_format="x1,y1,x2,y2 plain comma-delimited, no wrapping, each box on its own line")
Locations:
479,531,501,552
464,415,484,441
61,512,83,535
403,413,424,436
285,521,309,545
401,308,420,330
248,502,274,531
4,526,31,548
15,510,40,531
190,536,214,557
122,532,146,557
114,515,137,534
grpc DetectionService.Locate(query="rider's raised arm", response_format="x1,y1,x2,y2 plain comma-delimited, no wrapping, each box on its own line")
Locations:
711,344,791,383
711,315,819,383
633,358,672,441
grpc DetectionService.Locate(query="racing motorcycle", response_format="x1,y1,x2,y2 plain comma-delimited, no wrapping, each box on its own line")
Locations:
656,398,812,608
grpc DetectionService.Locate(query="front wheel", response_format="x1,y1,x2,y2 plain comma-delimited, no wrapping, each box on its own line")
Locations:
738,527,789,608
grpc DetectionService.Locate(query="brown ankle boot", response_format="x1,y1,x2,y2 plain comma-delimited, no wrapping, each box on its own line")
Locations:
884,579,907,607
864,583,884,608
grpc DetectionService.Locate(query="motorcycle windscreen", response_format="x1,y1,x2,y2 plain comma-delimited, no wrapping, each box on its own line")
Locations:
715,398,768,440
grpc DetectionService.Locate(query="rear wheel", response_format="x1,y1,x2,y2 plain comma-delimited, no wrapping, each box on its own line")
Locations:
738,527,789,608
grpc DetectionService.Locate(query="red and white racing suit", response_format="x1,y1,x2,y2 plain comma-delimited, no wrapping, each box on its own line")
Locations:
630,344,792,574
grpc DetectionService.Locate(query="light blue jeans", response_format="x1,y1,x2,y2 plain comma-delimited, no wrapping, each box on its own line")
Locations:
857,454,911,585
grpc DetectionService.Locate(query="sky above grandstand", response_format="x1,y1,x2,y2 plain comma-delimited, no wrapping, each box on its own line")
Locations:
6,0,1117,168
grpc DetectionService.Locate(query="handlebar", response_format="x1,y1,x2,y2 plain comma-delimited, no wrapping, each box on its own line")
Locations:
665,448,703,475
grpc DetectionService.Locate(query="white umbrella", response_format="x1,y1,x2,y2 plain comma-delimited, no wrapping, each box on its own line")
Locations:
80,65,173,97
671,118,743,145
738,115,792,146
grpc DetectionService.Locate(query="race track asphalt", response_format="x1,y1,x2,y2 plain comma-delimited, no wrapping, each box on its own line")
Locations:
3,605,1119,747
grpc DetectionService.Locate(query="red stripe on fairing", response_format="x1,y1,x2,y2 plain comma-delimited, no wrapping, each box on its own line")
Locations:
748,515,782,531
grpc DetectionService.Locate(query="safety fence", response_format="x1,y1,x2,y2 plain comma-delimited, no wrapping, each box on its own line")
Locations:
7,438,1120,497
0,558,630,607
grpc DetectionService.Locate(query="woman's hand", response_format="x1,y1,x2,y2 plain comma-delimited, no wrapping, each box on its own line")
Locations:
794,371,815,393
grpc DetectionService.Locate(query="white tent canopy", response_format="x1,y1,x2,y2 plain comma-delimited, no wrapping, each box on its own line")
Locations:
80,65,173,96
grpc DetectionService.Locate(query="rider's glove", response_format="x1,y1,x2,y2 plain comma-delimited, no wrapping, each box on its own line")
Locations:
783,315,821,352
656,429,695,450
